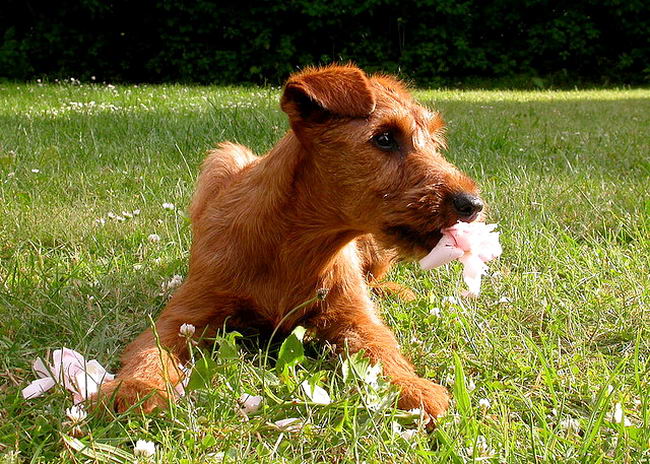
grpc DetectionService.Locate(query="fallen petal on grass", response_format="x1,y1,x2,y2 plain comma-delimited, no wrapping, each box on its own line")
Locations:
238,393,263,415
301,380,331,405
270,418,304,433
22,348,114,404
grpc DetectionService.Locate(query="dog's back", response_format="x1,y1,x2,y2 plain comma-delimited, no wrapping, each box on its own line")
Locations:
189,142,257,232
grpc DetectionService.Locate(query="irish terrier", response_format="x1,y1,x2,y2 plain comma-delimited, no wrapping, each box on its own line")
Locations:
99,64,484,421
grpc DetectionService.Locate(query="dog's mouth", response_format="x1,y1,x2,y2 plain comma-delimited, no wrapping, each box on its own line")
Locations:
382,224,443,259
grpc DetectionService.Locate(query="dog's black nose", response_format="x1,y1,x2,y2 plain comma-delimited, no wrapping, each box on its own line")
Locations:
452,193,483,219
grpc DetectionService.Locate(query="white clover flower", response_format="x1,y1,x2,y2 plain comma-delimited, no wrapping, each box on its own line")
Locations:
65,405,87,424
406,407,433,424
162,274,183,292
475,436,494,456
429,307,441,317
611,402,632,426
134,439,156,457
147,233,161,243
478,398,491,409
559,417,580,433
442,296,459,306
467,378,476,392
399,429,418,440
362,362,381,387
613,402,623,423
179,323,195,338
391,421,418,441
238,393,263,415
162,202,175,210
465,436,495,458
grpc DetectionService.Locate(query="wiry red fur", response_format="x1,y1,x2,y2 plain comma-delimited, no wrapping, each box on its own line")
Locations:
98,64,482,421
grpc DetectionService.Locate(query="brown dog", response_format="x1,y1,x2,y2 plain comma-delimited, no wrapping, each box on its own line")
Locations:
99,64,483,420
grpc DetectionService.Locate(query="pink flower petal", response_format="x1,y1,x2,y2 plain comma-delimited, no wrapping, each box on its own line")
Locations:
22,377,56,399
419,235,464,270
421,221,502,296
72,359,115,401
53,348,85,388
23,347,115,403
459,254,487,297
174,382,186,397
33,357,51,379
74,371,99,400
239,394,263,414
85,360,115,384
271,418,303,432
72,391,85,405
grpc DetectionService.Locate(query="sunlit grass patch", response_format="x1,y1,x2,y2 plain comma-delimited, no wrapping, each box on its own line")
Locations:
0,82,648,462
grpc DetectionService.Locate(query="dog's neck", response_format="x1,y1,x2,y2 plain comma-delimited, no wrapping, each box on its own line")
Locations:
256,131,363,278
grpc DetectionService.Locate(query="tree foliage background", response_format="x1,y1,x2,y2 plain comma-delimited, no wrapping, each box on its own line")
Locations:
1,0,648,86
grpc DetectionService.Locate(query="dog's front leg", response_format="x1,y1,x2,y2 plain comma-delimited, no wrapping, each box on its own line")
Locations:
316,299,449,421
98,280,234,413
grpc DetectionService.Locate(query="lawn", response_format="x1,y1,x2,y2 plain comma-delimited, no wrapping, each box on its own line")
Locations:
0,81,648,463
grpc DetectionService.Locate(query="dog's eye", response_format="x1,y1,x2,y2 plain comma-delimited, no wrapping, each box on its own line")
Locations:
372,132,398,151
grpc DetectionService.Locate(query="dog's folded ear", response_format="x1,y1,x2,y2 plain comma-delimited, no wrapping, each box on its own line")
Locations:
281,65,376,123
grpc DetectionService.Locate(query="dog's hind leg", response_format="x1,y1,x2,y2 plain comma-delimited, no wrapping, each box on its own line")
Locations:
189,142,257,229
97,279,239,413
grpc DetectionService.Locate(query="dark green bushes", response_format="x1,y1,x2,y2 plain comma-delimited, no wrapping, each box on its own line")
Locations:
1,0,648,86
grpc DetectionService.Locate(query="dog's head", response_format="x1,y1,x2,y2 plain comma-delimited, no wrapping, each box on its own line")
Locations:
280,64,483,259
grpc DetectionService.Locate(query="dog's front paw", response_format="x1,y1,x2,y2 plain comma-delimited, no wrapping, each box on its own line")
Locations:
396,376,450,422
94,378,171,414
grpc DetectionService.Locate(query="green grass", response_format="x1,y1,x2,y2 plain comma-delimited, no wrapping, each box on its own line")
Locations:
0,81,648,463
